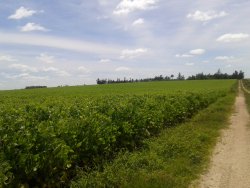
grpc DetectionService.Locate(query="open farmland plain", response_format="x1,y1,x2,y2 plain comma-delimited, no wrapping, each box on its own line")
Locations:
242,79,250,112
0,80,236,187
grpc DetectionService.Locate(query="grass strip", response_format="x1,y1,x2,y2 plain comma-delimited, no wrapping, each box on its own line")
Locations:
244,93,250,115
71,92,236,188
242,79,250,113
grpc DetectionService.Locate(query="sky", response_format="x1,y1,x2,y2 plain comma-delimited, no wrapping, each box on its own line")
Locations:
0,0,250,90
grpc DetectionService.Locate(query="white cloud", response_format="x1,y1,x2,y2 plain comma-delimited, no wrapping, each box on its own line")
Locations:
36,53,55,64
57,71,70,77
58,71,70,77
216,33,249,42
12,73,30,78
176,49,205,58
8,6,37,19
0,32,122,56
2,72,48,80
0,55,17,62
96,15,109,20
43,67,58,72
215,56,234,60
9,64,38,72
99,59,111,63
185,63,194,66
98,0,109,6
189,49,205,55
3,72,27,79
175,54,193,58
187,10,228,22
226,64,232,68
78,66,90,73
43,67,70,77
114,0,157,15
21,23,48,32
132,18,145,26
115,66,131,72
120,48,148,59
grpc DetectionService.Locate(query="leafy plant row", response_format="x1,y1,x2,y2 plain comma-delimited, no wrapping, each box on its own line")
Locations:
0,91,226,187
243,79,250,90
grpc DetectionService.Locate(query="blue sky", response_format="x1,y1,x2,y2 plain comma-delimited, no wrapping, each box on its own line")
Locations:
0,0,249,89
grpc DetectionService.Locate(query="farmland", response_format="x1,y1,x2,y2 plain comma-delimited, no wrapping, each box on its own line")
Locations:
0,80,236,187
242,79,250,112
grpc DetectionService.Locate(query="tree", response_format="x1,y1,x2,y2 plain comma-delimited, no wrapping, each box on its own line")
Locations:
177,72,185,80
239,70,244,79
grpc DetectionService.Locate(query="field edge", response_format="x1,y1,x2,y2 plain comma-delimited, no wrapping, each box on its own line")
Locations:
71,90,236,188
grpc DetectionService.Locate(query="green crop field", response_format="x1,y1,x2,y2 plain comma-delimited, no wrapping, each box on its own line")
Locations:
0,79,234,97
0,80,236,187
242,79,250,113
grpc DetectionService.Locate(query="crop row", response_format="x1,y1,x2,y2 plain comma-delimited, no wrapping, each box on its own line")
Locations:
243,79,250,90
0,91,226,187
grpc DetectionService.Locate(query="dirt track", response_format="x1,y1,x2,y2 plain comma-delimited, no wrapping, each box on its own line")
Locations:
198,83,250,188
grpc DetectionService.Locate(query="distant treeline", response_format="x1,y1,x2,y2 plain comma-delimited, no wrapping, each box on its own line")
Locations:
187,70,244,80
25,86,47,89
97,74,176,85
96,70,244,85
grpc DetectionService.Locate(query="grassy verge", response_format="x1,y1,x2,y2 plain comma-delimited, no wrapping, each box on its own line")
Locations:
244,92,250,114
71,92,236,188
242,80,250,113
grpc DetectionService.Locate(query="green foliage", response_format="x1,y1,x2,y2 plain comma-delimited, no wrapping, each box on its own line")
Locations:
0,80,236,187
242,79,250,113
0,153,13,187
71,93,236,188
243,79,250,90
0,80,235,99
